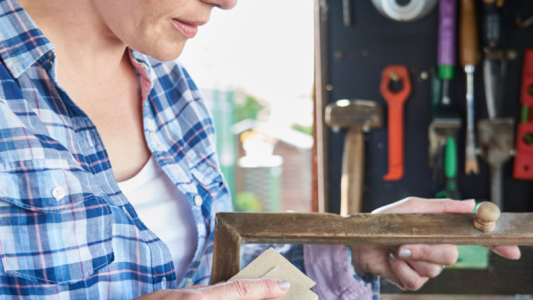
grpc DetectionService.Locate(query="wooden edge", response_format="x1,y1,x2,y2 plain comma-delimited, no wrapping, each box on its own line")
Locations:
211,217,242,284
312,86,318,213
216,212,533,246
211,212,533,282
313,0,329,213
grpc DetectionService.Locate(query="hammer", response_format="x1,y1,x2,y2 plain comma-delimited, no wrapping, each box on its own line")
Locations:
325,99,383,216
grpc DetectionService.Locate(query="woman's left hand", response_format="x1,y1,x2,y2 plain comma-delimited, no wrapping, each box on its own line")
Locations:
349,197,521,290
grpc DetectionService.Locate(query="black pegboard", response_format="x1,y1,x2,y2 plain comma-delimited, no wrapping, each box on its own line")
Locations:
325,0,533,214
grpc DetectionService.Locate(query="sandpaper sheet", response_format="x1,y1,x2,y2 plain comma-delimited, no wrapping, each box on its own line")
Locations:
228,248,315,289
260,266,318,300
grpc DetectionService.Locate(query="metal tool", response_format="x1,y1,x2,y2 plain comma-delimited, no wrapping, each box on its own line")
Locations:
429,67,442,170
381,65,411,181
482,2,516,121
431,109,461,183
325,100,383,216
477,119,514,209
438,0,457,106
513,49,533,180
342,0,352,27
429,0,461,183
459,0,480,175
516,14,533,29
371,0,438,22
436,137,461,200
477,0,515,209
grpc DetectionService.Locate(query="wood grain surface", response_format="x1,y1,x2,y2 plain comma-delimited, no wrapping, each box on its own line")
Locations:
217,212,533,246
211,212,533,283
211,218,241,284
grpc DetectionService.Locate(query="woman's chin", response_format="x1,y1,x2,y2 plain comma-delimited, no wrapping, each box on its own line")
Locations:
132,40,186,62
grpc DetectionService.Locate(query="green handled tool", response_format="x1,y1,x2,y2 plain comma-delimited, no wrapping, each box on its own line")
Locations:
436,137,461,199
436,138,489,270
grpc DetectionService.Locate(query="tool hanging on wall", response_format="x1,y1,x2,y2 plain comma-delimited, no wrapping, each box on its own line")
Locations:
342,0,352,27
436,137,461,199
516,13,533,29
477,120,514,209
371,0,438,22
325,100,383,215
381,65,411,181
482,1,516,121
513,49,533,180
477,0,515,209
429,0,462,183
438,0,457,105
459,0,480,175
428,68,442,174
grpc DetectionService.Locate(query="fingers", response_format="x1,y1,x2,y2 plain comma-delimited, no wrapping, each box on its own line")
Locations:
373,197,475,214
486,245,521,260
405,260,443,278
205,278,289,300
398,244,458,266
389,253,429,290
387,245,455,290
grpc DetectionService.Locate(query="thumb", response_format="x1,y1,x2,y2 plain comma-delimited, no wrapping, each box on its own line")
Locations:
373,198,475,214
206,278,290,300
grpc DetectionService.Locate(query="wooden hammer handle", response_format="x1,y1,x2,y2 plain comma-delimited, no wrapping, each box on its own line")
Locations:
340,127,365,216
460,0,479,66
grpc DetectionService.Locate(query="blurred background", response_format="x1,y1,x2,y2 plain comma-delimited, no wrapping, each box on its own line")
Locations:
179,0,314,213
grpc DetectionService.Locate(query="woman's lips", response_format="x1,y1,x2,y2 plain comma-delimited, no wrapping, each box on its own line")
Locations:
171,19,198,39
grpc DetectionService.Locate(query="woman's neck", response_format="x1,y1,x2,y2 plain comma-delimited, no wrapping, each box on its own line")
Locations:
17,0,129,92
17,0,140,112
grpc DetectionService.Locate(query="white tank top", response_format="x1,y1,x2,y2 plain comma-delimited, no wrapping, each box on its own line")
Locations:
117,156,198,283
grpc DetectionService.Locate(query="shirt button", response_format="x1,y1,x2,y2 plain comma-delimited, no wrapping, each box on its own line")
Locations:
149,131,159,143
185,280,194,288
52,186,65,201
161,277,167,290
194,195,203,207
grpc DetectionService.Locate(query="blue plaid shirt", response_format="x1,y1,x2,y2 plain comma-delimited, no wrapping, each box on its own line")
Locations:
0,0,379,299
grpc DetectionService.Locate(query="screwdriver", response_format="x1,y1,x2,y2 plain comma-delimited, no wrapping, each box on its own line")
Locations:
438,0,457,105
459,0,480,175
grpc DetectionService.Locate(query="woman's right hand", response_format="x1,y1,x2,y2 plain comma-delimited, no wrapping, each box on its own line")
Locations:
136,278,290,300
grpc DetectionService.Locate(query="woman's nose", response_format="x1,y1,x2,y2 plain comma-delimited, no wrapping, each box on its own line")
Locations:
203,0,237,10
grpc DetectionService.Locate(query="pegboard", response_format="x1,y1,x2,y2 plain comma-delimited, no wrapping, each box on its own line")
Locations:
324,0,533,214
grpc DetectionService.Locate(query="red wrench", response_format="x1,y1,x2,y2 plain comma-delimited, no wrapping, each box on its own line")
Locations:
381,65,412,181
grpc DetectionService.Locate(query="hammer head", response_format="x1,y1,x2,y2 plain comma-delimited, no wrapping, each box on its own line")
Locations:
325,99,383,130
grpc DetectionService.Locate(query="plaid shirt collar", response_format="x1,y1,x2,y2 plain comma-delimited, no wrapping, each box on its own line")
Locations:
0,0,55,78
0,0,155,82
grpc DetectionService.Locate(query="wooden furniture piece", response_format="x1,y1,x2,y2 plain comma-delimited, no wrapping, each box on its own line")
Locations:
211,210,533,283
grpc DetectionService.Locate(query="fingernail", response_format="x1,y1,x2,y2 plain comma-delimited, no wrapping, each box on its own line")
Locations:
398,248,412,259
278,280,290,291
438,267,444,276
389,252,397,261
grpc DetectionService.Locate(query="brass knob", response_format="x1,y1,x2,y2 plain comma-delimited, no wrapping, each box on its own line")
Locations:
474,202,500,232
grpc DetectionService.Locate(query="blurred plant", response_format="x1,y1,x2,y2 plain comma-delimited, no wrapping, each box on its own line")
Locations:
292,123,313,136
235,192,262,212
236,95,264,122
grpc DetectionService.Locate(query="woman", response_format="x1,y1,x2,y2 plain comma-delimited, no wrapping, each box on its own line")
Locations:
0,0,518,299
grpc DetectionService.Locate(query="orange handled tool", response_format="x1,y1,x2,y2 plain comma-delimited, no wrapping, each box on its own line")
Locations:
381,65,412,181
